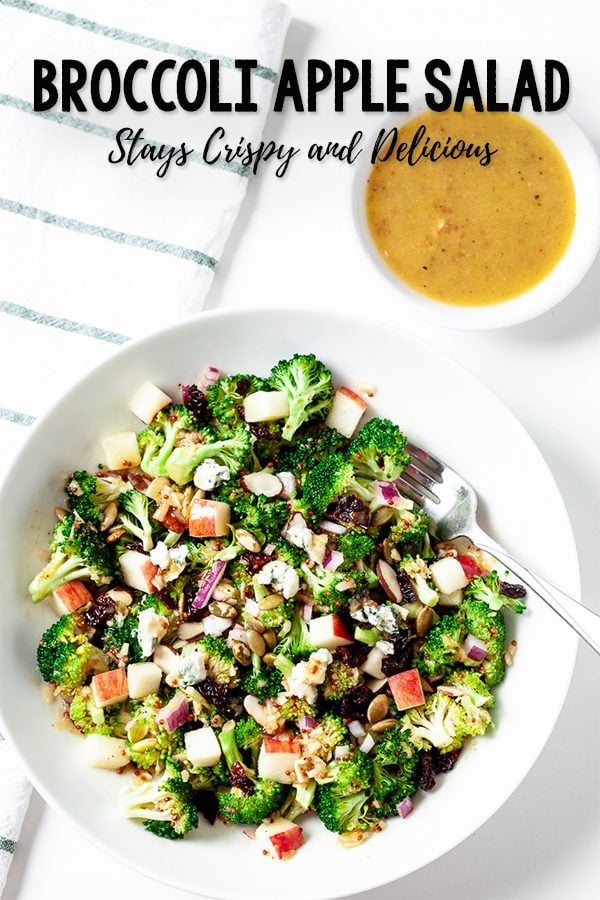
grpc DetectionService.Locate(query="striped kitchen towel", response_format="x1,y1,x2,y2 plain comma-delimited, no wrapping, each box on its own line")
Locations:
0,0,289,889
0,735,32,896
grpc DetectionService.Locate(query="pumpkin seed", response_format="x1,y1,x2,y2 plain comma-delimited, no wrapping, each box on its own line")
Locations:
245,616,265,634
370,718,397,733
416,606,434,637
262,652,276,667
54,507,68,521
231,640,252,666
373,507,394,528
209,601,237,619
259,592,284,611
247,630,266,657
367,694,389,724
263,629,277,649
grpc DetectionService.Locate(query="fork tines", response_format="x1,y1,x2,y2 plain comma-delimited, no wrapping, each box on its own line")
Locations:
398,442,444,506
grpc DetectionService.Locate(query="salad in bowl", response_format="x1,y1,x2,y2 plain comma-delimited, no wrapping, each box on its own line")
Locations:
29,353,526,861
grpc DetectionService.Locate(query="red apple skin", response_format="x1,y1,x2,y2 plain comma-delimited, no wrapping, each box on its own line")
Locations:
388,669,425,711
141,559,160,592
338,387,368,409
263,736,299,755
269,824,304,859
92,668,128,706
54,580,93,613
331,614,353,642
188,507,216,538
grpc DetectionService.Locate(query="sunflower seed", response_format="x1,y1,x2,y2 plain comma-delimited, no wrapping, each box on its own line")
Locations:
106,526,126,543
100,501,118,531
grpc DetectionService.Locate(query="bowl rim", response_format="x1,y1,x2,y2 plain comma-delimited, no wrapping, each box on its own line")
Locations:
0,306,580,897
353,103,600,330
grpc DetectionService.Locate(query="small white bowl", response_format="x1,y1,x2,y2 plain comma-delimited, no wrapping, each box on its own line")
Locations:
354,106,600,329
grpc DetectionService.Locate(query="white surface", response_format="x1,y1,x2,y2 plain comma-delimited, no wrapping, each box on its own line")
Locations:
5,0,600,898
0,309,578,899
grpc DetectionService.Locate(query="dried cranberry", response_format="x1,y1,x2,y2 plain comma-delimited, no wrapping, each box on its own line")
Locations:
235,378,252,396
83,595,116,631
499,581,527,599
396,569,417,604
181,383,210,424
239,551,271,575
335,643,369,668
418,752,436,791
339,683,372,721
199,679,232,716
431,747,461,774
156,587,178,610
381,633,415,677
193,790,218,825
127,471,152,492
230,761,255,795
330,495,371,528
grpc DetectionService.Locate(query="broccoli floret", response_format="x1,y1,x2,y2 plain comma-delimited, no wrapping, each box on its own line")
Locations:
277,426,347,484
36,613,108,687
69,687,125,737
301,453,372,520
272,540,307,570
315,750,374,833
184,538,241,572
301,562,368,614
102,613,143,664
165,424,252,485
137,405,198,478
29,514,115,603
234,717,264,753
195,636,239,686
249,421,284,468
120,758,198,839
464,571,527,615
458,599,507,687
118,489,156,552
274,609,316,663
347,418,410,482
281,780,317,821
125,695,185,770
278,695,316,723
215,485,289,544
66,471,126,526
337,531,376,564
417,614,464,681
371,724,418,802
217,780,286,825
401,686,492,753
322,659,361,700
258,596,294,631
269,353,333,442
387,506,431,557
206,374,267,429
440,670,494,709
240,654,284,702
188,758,230,792
315,713,349,757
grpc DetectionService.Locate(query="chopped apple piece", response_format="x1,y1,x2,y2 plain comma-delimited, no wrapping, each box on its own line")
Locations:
127,661,162,699
91,668,129,708
53,580,93,614
184,727,222,768
243,390,289,422
128,381,172,425
152,644,179,675
119,549,159,593
188,498,231,538
309,613,353,650
258,738,301,784
256,816,304,860
83,734,130,770
101,430,141,470
429,557,469,594
361,646,386,679
388,668,425,711
325,387,367,438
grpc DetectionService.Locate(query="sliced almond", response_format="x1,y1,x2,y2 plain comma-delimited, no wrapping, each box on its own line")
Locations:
241,471,283,498
236,528,263,553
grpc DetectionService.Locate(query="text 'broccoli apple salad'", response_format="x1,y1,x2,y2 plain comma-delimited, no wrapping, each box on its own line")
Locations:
30,354,527,860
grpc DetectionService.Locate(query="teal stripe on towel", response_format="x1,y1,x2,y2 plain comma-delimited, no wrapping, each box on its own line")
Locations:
1,0,277,81
0,300,130,344
0,836,16,854
0,197,218,269
0,407,35,427
0,94,251,178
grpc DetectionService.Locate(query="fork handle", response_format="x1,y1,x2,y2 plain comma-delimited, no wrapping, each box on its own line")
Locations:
470,529,600,656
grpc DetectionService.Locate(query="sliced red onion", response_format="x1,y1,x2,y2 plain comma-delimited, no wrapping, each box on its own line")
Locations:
298,716,316,731
359,733,375,754
372,481,413,509
276,471,297,500
463,633,488,662
317,519,348,535
397,797,414,819
323,550,344,572
198,365,220,392
203,615,233,637
302,602,313,622
156,693,190,733
348,719,366,738
334,745,350,760
192,559,227,609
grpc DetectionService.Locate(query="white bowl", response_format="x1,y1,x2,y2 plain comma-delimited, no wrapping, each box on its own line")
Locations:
354,107,600,329
0,309,579,898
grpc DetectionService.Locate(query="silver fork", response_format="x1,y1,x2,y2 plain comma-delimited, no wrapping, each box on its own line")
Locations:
397,441,600,655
